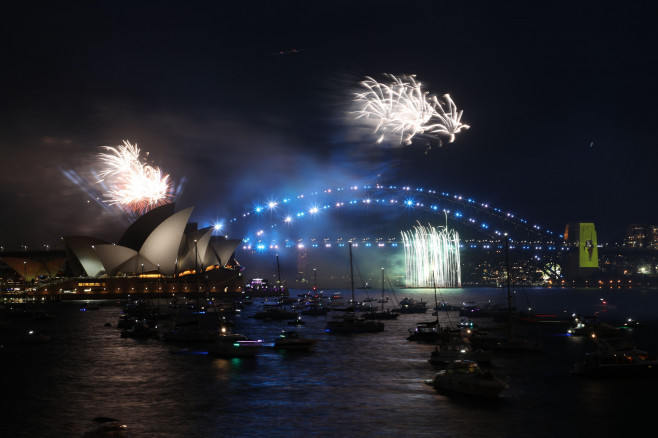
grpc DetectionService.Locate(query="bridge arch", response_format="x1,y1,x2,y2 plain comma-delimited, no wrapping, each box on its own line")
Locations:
222,184,562,251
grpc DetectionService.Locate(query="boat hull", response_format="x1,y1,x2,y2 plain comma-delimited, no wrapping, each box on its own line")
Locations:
431,374,509,397
208,335,262,358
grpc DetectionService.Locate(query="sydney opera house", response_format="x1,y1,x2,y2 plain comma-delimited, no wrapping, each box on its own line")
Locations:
0,204,245,298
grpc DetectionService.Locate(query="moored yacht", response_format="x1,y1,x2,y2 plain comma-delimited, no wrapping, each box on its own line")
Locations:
325,242,385,334
572,336,658,377
426,360,509,397
326,313,384,333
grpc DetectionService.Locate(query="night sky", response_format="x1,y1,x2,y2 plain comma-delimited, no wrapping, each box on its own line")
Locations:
2,0,657,250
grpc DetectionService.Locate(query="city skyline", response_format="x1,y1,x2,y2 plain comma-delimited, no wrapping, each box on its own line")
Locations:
2,1,657,249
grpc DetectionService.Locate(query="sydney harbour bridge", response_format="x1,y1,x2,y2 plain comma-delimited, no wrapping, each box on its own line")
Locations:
223,184,567,288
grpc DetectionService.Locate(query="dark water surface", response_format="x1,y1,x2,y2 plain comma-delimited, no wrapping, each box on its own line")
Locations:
2,287,658,437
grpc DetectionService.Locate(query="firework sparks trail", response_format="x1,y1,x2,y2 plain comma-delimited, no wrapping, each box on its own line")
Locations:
401,222,461,288
97,140,173,214
354,74,469,145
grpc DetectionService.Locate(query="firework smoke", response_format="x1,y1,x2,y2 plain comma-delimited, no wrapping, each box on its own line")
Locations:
354,74,469,145
97,140,173,214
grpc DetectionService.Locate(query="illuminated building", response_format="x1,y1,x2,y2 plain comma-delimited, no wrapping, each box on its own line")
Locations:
623,224,658,249
0,203,244,296
563,222,599,279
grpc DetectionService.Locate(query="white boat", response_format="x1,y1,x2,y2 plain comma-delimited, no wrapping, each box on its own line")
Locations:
209,334,263,358
426,360,509,397
572,336,658,377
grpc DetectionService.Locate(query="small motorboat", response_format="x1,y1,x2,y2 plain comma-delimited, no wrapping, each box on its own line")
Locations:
21,330,50,344
274,331,317,351
426,360,509,397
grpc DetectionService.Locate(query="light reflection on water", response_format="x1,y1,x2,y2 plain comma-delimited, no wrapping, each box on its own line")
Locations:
1,288,658,437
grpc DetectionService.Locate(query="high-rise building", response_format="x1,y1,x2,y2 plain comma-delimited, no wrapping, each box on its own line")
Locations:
296,246,308,283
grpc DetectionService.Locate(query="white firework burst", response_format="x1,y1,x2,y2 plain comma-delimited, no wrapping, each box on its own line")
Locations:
427,94,470,143
354,74,469,145
97,140,173,213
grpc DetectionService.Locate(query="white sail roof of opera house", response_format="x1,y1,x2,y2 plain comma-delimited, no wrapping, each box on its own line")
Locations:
117,203,177,250
0,256,67,282
62,236,108,277
178,227,214,272
63,204,242,278
93,206,194,276
206,238,242,268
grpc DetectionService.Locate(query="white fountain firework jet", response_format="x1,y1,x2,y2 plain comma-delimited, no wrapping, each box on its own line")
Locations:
401,222,461,288
97,140,173,214
354,74,469,145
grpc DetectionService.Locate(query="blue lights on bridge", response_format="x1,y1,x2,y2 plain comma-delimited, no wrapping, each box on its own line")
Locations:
215,184,564,253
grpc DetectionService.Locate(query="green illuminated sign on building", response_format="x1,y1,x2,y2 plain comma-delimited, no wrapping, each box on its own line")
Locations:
579,223,598,268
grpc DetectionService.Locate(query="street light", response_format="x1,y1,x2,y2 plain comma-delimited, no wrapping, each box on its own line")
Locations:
194,239,200,293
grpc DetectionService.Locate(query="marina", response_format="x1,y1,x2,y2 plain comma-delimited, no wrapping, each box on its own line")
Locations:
2,287,658,437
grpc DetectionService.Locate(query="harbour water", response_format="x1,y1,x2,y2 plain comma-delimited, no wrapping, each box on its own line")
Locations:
2,287,658,437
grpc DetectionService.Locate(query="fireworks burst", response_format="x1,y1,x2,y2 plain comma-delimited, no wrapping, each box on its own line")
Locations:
97,140,173,214
354,74,469,145
428,94,470,143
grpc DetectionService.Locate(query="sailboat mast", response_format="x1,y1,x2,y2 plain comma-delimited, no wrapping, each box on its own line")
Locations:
349,242,355,306
381,268,385,312
433,272,439,326
276,254,281,284
505,236,512,339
